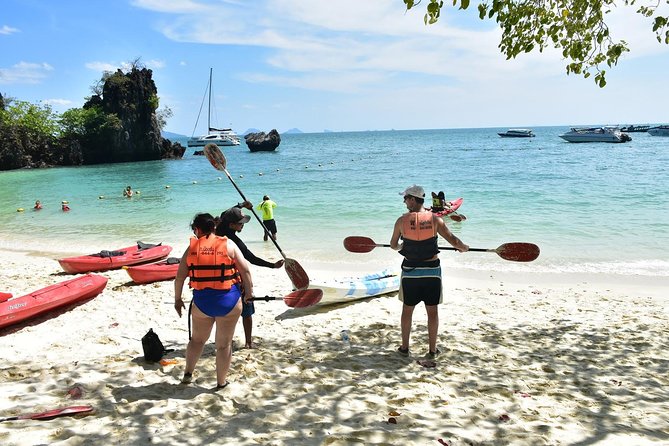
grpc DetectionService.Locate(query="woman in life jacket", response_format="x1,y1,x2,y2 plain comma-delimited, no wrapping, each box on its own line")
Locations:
174,212,254,390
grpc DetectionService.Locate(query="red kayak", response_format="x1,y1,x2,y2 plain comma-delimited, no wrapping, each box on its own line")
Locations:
0,274,108,329
429,197,463,217
125,258,180,284
58,242,172,274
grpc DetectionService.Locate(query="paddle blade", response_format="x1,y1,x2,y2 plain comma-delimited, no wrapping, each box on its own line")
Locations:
204,144,227,171
449,214,463,222
343,236,377,253
496,243,540,262
285,258,310,290
1,405,95,422
283,289,323,308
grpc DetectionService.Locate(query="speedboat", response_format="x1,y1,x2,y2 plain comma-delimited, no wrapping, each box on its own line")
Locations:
559,127,631,143
498,128,535,138
620,124,650,132
648,125,669,137
188,68,240,148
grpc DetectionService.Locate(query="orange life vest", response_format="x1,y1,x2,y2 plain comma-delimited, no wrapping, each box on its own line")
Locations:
186,235,240,290
399,211,439,260
401,211,436,240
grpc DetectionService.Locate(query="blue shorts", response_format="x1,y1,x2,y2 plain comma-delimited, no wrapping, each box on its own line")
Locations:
241,300,255,318
192,284,241,317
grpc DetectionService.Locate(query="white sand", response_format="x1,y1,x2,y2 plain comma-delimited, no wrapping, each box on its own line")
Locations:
1,248,668,445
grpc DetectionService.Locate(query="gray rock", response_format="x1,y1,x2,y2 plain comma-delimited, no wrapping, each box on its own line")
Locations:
245,129,281,152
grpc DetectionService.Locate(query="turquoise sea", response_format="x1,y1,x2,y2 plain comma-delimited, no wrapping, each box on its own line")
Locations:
1,127,667,276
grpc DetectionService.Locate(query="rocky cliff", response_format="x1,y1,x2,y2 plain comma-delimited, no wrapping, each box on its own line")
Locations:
0,68,184,171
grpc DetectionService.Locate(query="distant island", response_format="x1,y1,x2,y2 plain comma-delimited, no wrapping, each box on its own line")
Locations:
283,128,303,134
162,131,187,139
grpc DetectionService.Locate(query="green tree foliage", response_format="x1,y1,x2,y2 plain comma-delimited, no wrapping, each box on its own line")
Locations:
403,0,669,87
156,105,173,131
59,106,121,138
0,99,60,169
1,99,59,137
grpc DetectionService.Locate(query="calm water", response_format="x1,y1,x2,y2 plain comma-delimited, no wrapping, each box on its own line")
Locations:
1,127,667,276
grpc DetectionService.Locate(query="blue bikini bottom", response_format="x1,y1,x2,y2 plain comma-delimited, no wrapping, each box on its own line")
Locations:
192,284,241,317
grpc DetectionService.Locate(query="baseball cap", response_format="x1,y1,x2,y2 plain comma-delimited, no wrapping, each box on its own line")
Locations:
220,207,251,224
399,185,425,198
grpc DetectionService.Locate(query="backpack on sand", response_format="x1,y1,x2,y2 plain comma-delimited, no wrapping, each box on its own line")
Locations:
141,328,173,362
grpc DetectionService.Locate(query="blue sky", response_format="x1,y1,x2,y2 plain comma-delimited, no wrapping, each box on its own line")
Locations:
2,0,668,134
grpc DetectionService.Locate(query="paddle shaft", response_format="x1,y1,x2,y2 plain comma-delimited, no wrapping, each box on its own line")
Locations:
165,289,322,305
204,144,310,289
372,242,484,252
218,166,288,260
344,236,539,262
165,296,282,304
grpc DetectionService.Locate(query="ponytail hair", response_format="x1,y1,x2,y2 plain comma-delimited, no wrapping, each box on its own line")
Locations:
190,213,216,235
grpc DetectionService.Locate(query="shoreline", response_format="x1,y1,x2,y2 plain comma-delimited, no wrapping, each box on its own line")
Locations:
1,247,668,445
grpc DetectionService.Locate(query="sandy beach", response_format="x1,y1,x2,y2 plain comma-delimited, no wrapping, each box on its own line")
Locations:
1,247,668,446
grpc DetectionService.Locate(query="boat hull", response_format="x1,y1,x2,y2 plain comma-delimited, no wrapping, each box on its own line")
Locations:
187,135,240,147
58,244,172,274
559,127,631,143
498,129,535,137
0,274,108,329
648,126,669,136
125,259,179,284
309,269,400,306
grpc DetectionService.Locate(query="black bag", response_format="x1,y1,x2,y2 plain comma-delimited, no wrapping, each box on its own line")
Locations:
141,328,172,362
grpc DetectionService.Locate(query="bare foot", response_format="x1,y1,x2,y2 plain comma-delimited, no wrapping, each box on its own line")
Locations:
244,343,254,349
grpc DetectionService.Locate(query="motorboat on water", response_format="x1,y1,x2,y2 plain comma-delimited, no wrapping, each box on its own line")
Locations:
559,127,632,143
648,125,669,137
187,68,240,148
498,128,535,138
620,124,651,132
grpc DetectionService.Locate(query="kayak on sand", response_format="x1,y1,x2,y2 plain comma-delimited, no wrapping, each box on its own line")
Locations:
307,268,400,307
58,241,172,274
124,257,180,284
0,274,108,329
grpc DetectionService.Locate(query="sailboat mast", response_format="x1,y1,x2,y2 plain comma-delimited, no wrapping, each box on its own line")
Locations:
207,68,212,132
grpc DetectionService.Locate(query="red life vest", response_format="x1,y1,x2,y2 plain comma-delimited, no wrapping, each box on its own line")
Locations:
186,235,240,290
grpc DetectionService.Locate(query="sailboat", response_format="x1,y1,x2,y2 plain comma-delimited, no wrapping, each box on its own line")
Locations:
187,68,240,147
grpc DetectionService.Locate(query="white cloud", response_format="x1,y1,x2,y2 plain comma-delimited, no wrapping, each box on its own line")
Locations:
135,0,560,86
133,0,669,97
85,61,123,73
0,25,20,35
129,0,208,13
145,59,166,69
43,98,74,107
0,62,53,84
85,60,157,73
